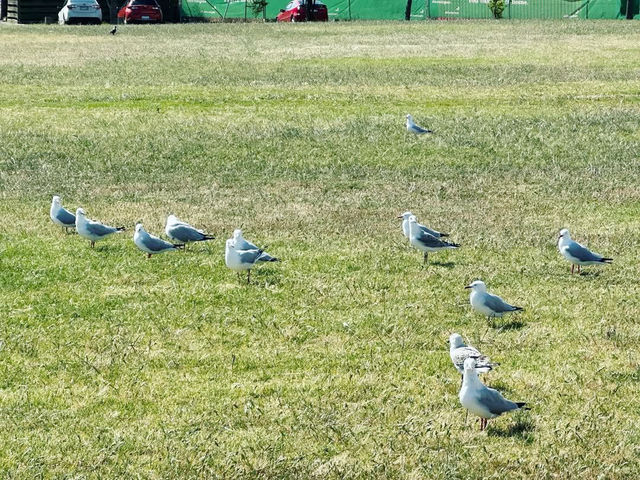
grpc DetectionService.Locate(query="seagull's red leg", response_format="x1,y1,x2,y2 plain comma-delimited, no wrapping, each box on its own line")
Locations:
571,264,574,274
577,265,581,274
147,253,151,259
90,241,95,248
247,270,251,284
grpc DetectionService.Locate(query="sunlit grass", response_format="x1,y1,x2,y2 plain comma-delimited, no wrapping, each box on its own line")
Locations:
1,20,640,478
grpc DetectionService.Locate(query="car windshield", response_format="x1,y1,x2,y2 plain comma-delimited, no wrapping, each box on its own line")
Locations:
131,0,157,5
70,0,98,4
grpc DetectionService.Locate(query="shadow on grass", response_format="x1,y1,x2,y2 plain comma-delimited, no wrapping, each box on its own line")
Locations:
428,261,456,269
487,415,535,442
489,319,526,331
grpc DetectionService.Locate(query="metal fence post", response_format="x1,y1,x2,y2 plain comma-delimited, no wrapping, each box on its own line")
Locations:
348,0,351,20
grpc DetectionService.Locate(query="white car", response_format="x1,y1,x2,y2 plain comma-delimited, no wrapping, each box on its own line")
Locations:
58,0,102,24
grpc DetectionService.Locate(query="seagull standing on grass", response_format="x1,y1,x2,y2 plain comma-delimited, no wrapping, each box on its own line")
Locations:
75,208,125,248
449,333,497,383
398,211,449,239
460,358,528,431
465,280,523,321
225,238,273,284
165,215,215,246
408,215,459,264
134,223,184,258
406,114,432,135
50,195,76,233
232,229,279,263
557,228,612,274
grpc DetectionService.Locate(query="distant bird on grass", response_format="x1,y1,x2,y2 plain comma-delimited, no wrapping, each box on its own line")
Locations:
449,333,497,383
465,280,523,322
407,215,459,264
165,214,215,246
50,195,76,233
134,223,184,258
232,229,279,263
75,208,125,248
460,357,529,431
406,114,432,135
557,228,612,274
398,211,449,239
225,239,267,284
109,25,117,35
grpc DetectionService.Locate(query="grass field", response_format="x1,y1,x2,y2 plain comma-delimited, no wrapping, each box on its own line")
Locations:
1,20,640,478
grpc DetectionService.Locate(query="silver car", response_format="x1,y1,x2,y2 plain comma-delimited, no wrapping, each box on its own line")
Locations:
58,0,103,24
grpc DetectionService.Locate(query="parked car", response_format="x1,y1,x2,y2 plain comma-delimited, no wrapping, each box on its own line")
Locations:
117,0,163,24
58,0,102,24
276,0,328,22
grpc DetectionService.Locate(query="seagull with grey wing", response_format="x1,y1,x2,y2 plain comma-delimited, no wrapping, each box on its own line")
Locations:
134,223,184,258
165,214,215,246
465,280,523,321
460,357,529,431
225,238,272,284
408,215,459,264
75,208,125,248
557,228,612,274
398,211,449,239
50,195,76,233
232,229,279,263
406,114,432,135
449,333,498,384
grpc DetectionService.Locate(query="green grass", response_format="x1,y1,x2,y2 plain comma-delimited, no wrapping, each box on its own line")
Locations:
1,20,640,478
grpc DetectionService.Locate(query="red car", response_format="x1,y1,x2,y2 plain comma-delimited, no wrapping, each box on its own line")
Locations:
118,0,163,23
276,0,328,22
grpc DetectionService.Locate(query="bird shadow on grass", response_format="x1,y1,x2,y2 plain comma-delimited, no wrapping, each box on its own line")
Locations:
489,319,526,331
426,261,456,269
487,415,535,442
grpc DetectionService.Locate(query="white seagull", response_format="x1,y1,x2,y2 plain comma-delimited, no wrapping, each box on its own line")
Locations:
398,211,449,239
165,214,215,245
406,114,432,135
225,238,274,284
449,333,497,382
50,195,76,233
134,223,184,258
408,215,459,264
460,357,528,431
557,228,612,274
232,229,279,263
465,280,523,321
75,208,125,248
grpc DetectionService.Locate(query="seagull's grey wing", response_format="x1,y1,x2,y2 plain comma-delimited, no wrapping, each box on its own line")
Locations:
237,238,259,250
419,223,441,238
478,387,520,415
237,249,262,265
56,208,76,225
142,234,175,252
86,221,118,237
416,231,454,248
411,124,432,134
565,241,602,263
484,293,519,313
257,251,278,262
168,224,207,242
452,346,478,368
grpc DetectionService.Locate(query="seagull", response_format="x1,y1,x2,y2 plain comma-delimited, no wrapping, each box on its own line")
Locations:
406,114,432,135
109,25,117,35
465,280,523,321
225,238,271,284
398,211,449,239
449,333,497,383
75,208,125,248
50,195,76,233
232,229,279,263
165,214,215,245
134,223,184,258
557,228,612,274
460,357,529,431
408,215,459,264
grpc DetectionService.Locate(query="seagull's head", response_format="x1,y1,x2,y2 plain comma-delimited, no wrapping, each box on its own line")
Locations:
465,280,486,292
225,238,235,250
558,228,570,241
167,214,178,225
397,211,413,220
76,207,85,217
463,357,478,372
449,333,465,349
406,114,412,121
52,195,61,205
135,223,144,233
232,229,243,240
407,215,417,224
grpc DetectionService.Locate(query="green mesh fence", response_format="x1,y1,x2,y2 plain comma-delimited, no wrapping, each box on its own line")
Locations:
180,0,639,21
